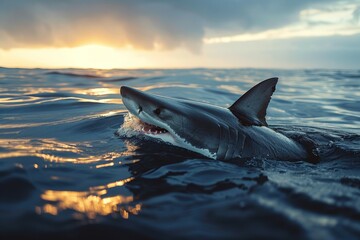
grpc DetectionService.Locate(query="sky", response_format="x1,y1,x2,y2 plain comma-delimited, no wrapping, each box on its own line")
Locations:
0,0,359,69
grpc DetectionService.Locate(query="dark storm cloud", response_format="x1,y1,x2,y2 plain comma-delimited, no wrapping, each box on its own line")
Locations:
0,0,341,51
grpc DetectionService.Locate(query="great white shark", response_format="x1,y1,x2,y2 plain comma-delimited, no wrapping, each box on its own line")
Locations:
120,78,316,161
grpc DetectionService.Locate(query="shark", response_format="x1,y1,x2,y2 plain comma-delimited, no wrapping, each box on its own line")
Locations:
120,78,315,161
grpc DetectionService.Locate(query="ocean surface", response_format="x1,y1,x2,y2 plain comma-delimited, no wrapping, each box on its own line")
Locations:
0,67,359,239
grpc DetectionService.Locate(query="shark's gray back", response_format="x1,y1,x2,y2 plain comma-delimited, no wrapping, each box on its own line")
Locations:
212,109,308,160
239,125,308,160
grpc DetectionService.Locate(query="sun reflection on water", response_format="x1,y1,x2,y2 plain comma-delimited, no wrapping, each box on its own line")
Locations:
0,138,126,164
1,137,143,219
36,177,140,219
72,88,119,96
90,177,134,191
37,187,141,219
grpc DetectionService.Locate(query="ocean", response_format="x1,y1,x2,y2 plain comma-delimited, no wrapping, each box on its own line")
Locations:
0,67,359,239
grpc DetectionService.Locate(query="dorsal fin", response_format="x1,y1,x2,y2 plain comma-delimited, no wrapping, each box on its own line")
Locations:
229,77,278,126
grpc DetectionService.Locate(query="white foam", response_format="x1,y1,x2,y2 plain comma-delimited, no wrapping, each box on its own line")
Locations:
117,113,173,141
117,113,144,137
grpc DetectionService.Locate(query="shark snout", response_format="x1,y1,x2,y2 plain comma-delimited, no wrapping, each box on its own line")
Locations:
120,86,143,115
120,86,161,116
120,86,136,99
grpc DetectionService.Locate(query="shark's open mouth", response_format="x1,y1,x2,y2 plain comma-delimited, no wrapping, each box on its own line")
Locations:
138,119,168,134
121,113,168,135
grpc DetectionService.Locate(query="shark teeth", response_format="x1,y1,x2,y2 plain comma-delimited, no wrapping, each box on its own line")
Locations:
132,116,168,135
144,129,167,135
145,129,168,135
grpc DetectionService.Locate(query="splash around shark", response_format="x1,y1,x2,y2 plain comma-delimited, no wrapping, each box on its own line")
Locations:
119,78,317,162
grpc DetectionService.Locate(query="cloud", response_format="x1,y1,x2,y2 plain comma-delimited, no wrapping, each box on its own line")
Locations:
205,1,360,44
0,0,355,51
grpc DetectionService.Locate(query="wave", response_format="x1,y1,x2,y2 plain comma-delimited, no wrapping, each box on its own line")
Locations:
45,71,138,83
0,168,36,202
100,77,137,82
1,68,360,239
0,98,104,113
73,114,122,132
45,71,102,78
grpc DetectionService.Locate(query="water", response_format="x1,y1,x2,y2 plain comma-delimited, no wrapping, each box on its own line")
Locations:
0,67,359,239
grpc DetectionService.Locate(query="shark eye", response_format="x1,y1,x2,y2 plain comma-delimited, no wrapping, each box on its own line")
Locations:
154,108,162,115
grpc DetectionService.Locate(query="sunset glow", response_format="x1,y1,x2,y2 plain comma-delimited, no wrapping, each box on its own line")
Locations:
0,0,359,69
0,45,156,69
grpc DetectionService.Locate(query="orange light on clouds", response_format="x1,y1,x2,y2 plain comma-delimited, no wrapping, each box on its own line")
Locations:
0,43,213,69
0,44,157,69
0,1,359,69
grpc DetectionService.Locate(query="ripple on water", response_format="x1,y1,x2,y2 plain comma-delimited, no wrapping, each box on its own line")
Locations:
0,168,35,202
